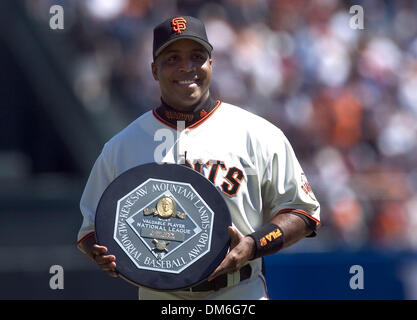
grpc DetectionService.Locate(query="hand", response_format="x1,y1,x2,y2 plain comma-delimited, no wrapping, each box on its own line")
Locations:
91,244,119,278
207,226,255,281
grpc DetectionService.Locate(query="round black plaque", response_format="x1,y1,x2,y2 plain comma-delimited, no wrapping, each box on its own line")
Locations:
95,163,231,291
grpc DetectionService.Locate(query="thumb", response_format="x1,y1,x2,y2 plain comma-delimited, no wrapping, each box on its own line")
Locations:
228,226,242,250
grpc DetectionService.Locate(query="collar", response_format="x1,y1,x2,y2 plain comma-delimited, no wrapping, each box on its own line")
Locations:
153,96,220,129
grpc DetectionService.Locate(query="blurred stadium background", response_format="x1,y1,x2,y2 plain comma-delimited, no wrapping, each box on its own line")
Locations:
1,0,417,299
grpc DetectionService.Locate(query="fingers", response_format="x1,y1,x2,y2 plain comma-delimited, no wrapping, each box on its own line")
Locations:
207,266,223,282
228,226,242,250
91,244,108,256
95,254,116,269
207,228,250,282
91,244,118,277
207,257,236,282
107,270,119,278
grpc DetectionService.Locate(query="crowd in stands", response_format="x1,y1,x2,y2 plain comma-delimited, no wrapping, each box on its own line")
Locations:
26,0,417,250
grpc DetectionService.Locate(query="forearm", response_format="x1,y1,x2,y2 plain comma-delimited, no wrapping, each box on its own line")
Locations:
270,212,312,249
77,233,118,277
77,233,97,261
246,212,313,260
208,212,312,280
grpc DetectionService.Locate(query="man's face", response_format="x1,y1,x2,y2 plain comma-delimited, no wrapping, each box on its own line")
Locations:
162,199,171,211
152,39,212,111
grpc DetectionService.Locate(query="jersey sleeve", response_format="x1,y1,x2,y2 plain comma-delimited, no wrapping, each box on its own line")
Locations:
77,144,115,246
260,128,321,236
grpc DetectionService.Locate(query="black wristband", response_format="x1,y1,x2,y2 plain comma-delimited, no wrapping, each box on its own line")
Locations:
248,223,284,259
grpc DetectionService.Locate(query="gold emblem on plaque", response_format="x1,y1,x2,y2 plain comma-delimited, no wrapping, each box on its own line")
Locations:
144,196,186,219
152,239,170,252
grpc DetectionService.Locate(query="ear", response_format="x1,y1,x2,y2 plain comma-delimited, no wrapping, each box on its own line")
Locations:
207,57,213,71
151,62,158,81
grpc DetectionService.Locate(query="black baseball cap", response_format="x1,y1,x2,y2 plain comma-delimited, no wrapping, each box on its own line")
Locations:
153,16,213,60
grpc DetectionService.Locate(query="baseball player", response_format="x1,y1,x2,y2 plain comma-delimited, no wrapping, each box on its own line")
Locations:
77,16,321,300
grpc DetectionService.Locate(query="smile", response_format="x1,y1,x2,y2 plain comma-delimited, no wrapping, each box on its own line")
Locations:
178,80,196,85
175,79,200,86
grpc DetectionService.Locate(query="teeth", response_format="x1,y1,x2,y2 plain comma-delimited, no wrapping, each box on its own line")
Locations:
178,80,196,85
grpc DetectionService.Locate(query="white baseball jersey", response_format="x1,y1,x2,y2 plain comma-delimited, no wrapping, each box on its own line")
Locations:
77,100,320,300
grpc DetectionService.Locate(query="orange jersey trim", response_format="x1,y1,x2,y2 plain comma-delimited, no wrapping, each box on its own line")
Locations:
77,231,95,246
152,109,176,129
152,100,222,130
188,100,222,128
258,274,269,300
277,208,321,227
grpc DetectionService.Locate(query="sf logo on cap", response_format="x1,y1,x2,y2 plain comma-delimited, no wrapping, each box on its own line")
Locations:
172,17,187,34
